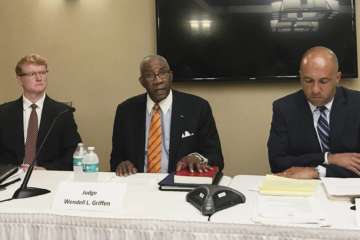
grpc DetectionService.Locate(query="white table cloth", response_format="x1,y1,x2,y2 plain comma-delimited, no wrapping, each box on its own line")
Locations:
0,171,358,240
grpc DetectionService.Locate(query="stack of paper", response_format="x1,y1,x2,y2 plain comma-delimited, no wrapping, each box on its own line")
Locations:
356,198,360,227
253,195,327,226
321,177,360,198
259,175,319,196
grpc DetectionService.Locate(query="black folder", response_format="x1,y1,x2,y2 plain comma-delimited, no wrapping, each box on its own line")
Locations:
158,171,223,192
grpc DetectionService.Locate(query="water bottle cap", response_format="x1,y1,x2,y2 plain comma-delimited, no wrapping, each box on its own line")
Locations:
88,146,95,151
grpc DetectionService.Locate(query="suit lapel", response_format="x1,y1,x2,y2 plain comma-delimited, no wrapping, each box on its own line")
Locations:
296,91,322,151
135,95,146,167
37,96,56,151
13,98,25,161
169,91,185,170
329,87,346,149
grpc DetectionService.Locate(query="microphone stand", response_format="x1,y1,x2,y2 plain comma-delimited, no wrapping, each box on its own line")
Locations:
12,108,73,199
12,162,50,199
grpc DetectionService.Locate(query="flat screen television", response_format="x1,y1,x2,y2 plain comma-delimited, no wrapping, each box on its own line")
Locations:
156,0,358,82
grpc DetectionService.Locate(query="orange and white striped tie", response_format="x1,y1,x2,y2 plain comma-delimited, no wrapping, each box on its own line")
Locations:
147,104,162,173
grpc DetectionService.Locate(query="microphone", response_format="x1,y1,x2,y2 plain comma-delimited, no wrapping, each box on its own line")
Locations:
12,107,75,199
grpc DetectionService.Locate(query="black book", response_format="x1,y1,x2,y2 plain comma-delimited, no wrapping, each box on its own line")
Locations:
158,171,223,192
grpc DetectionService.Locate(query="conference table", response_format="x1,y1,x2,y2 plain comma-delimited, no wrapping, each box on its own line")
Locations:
0,170,359,240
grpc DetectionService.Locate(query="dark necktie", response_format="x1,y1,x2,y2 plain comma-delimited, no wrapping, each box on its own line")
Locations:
317,106,330,152
24,104,39,164
147,104,162,173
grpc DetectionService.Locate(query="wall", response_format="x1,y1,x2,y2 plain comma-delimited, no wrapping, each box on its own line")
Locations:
0,0,359,176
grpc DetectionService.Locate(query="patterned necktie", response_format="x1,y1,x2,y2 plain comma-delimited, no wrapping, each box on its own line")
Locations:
317,106,330,152
147,104,162,173
24,104,39,164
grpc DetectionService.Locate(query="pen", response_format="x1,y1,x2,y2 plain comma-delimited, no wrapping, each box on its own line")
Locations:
0,178,21,189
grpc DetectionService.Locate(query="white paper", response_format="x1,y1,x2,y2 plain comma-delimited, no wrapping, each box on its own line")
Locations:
321,177,360,197
356,198,360,227
53,182,126,212
253,194,327,226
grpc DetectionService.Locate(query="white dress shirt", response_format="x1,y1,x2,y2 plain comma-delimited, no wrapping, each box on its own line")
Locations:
308,99,333,177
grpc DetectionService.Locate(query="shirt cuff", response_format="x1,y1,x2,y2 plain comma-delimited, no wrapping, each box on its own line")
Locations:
316,166,326,178
324,152,329,164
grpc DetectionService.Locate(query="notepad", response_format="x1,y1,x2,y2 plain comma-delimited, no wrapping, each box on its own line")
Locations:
253,195,327,227
321,177,360,197
259,175,319,196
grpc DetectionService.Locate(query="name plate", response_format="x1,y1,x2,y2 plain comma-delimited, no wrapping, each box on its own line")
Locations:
53,182,126,212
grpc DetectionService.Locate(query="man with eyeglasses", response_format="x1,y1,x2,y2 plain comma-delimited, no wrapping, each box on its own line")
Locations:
110,55,223,176
0,54,81,170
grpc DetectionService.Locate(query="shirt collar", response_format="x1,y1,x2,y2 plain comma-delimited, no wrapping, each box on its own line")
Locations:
23,94,46,111
308,98,334,113
146,90,172,115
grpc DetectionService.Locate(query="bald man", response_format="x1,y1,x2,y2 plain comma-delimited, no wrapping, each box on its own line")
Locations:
267,46,360,179
110,55,223,176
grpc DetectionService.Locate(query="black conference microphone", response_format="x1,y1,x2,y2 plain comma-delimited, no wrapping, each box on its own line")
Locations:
12,107,75,199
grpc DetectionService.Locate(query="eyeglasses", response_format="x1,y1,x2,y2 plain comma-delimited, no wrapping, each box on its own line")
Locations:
142,70,171,81
19,70,48,77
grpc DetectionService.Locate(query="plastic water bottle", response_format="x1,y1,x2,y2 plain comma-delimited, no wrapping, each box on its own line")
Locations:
82,146,99,180
73,143,87,174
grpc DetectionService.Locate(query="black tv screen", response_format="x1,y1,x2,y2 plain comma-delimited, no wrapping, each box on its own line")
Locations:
156,0,357,82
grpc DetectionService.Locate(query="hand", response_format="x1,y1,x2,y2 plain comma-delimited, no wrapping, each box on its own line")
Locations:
20,164,30,171
276,167,319,179
176,154,211,173
116,160,137,176
328,153,360,175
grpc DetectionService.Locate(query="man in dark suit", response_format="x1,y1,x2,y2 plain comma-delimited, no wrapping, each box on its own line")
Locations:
110,55,223,176
0,54,81,170
268,46,360,178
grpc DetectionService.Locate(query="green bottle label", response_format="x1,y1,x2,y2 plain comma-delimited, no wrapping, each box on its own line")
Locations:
73,157,83,166
83,163,99,173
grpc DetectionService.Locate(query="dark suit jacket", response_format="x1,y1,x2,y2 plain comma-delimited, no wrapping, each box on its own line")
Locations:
268,87,360,177
0,96,81,170
110,90,224,173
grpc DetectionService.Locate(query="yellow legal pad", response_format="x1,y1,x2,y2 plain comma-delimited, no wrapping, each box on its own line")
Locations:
259,175,320,196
